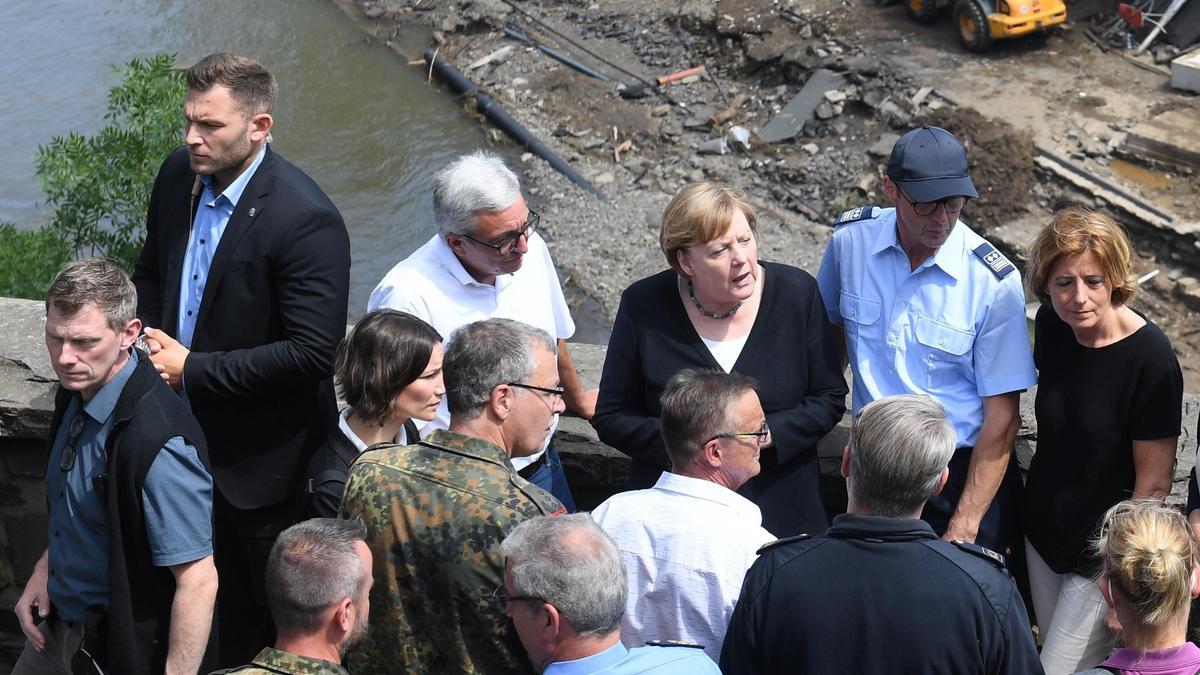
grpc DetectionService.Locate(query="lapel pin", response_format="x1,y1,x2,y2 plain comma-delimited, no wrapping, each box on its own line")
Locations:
248,207,258,217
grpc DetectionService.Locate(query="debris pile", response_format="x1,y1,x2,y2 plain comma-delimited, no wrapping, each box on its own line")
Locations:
348,0,1200,387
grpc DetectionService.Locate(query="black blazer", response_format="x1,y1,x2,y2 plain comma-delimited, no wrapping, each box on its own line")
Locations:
591,262,848,537
133,146,350,509
300,418,420,521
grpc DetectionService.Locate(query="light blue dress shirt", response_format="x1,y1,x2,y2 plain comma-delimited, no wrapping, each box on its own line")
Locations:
176,145,268,348
45,352,214,622
815,207,1036,447
543,641,721,674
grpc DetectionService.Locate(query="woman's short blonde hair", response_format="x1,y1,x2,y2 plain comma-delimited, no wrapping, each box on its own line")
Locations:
660,182,757,275
1025,206,1137,306
1095,499,1197,627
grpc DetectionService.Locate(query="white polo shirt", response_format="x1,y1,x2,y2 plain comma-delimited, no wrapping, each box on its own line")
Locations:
367,231,575,468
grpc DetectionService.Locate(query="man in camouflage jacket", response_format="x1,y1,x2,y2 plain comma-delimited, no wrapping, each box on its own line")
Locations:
339,318,567,674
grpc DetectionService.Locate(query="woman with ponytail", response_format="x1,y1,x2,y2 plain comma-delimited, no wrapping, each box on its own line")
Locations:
1075,499,1200,675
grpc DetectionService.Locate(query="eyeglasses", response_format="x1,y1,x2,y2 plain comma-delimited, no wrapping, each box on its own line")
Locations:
59,415,86,472
900,191,968,217
706,420,771,447
506,382,565,400
460,211,540,256
486,584,545,609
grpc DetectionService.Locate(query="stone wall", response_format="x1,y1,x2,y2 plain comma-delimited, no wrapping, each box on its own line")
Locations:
1,296,1197,664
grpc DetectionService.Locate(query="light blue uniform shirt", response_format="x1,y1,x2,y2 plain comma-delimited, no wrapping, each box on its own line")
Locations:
45,352,214,622
815,207,1036,447
543,641,721,674
176,145,268,348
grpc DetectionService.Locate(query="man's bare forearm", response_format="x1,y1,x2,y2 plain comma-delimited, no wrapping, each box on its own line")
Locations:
944,392,1020,544
557,340,596,419
166,556,218,675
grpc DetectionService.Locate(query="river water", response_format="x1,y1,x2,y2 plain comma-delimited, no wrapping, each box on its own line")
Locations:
0,0,490,318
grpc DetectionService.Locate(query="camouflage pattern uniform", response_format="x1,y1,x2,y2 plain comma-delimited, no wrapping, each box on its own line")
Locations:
210,647,348,674
338,428,565,674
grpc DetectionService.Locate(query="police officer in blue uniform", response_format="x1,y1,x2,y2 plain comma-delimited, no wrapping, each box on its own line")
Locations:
500,514,721,674
816,125,1036,556
721,395,1043,675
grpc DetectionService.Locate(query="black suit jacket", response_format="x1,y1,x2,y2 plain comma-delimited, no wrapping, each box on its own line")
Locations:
133,145,350,509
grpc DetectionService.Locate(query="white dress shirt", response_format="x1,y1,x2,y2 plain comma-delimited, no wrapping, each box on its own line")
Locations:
591,472,776,663
367,231,575,469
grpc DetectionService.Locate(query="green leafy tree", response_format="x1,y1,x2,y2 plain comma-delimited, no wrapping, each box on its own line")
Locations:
0,223,73,300
35,53,186,269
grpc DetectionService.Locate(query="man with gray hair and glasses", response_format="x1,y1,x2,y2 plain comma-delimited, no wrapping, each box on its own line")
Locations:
499,514,720,674
721,394,1043,675
339,317,566,674
215,518,371,675
16,259,217,674
591,369,774,662
367,151,595,510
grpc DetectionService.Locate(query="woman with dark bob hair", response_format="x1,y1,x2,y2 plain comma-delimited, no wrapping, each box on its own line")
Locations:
1073,499,1200,675
592,182,847,537
1022,207,1183,672
300,309,444,519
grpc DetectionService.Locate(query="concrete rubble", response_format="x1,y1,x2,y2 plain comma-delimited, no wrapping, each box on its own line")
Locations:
340,0,1200,387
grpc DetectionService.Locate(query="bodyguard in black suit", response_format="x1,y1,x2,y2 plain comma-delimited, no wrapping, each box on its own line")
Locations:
132,53,350,666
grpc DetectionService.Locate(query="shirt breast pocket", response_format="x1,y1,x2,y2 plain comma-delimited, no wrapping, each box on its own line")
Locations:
839,292,883,344
913,315,975,389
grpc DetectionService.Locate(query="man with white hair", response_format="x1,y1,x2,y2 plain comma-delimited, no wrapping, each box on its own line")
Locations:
591,369,774,662
368,151,594,510
720,394,1043,675
500,514,720,674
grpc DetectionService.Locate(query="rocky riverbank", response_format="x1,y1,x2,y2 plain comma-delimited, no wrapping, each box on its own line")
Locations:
336,0,1200,392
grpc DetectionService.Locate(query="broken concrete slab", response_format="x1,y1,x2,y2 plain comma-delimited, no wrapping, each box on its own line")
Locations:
1171,51,1200,93
1035,144,1178,231
1124,111,1200,171
868,133,900,157
757,68,843,143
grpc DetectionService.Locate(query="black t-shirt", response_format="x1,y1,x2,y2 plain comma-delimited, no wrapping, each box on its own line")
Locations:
1023,305,1183,576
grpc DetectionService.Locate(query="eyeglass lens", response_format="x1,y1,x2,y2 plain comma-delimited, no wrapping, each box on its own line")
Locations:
59,415,85,472
497,212,539,254
913,196,966,216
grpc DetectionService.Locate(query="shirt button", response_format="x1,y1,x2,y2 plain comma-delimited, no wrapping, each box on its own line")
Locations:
193,274,198,280
200,239,206,245
187,311,193,316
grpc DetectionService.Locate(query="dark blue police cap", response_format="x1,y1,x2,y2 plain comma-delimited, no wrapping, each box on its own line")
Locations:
887,126,979,202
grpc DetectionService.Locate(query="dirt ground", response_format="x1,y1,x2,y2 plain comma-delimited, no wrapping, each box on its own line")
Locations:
343,0,1200,390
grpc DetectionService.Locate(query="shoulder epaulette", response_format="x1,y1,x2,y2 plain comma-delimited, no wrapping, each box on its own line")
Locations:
833,205,877,227
971,242,1015,280
951,540,1007,569
756,533,812,555
644,640,706,649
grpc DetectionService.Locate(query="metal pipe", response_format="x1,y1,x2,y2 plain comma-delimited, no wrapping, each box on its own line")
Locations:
424,49,607,202
504,27,611,82
1135,0,1190,53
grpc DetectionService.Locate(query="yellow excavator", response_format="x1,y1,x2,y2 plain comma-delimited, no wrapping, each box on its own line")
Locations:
906,0,1067,51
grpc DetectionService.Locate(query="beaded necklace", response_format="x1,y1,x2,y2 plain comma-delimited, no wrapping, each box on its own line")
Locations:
686,278,742,320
